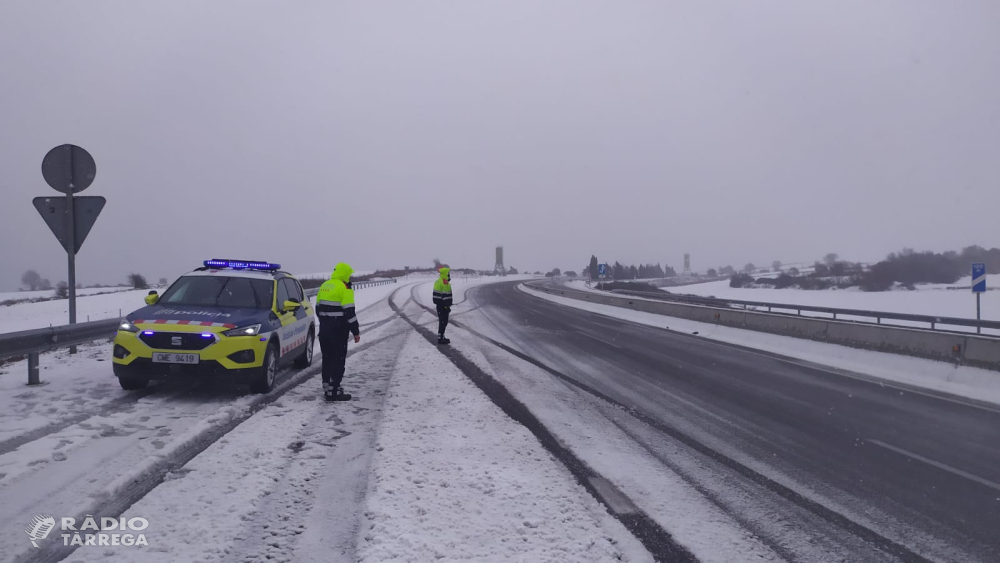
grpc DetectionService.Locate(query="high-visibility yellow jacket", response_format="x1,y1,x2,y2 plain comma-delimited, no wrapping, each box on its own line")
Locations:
316,262,359,335
433,268,453,308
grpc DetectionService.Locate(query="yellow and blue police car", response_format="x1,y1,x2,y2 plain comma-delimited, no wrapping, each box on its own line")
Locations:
112,259,315,393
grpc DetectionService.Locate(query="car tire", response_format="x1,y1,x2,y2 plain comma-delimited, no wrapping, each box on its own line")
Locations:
117,375,149,390
113,363,149,390
250,342,278,394
294,328,314,369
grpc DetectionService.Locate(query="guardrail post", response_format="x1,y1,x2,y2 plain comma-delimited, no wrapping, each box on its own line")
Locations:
27,352,40,385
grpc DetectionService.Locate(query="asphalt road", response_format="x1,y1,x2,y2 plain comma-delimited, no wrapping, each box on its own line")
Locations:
466,281,1000,563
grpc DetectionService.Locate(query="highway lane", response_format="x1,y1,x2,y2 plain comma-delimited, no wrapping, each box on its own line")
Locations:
464,281,1000,563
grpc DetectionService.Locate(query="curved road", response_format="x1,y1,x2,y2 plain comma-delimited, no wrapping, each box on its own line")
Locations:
461,281,1000,563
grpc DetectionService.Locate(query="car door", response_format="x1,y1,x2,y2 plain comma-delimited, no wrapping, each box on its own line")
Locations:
276,278,309,362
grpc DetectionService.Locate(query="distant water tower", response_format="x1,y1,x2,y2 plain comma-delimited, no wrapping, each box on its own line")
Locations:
495,246,505,276
683,253,691,274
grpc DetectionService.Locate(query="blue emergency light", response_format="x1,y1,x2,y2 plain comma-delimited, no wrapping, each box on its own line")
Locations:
203,259,281,271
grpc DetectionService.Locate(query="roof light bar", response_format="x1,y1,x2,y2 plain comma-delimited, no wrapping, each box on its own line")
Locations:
203,259,281,271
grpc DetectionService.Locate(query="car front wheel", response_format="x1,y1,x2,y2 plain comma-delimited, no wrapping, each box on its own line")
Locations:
250,342,278,394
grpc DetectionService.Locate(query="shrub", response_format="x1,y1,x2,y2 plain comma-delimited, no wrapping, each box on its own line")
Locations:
730,273,755,288
55,281,69,299
772,274,796,289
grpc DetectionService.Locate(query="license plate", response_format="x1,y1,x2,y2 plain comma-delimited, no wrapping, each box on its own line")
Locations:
152,353,199,364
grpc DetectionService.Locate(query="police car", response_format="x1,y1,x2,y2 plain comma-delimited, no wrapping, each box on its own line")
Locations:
112,259,315,393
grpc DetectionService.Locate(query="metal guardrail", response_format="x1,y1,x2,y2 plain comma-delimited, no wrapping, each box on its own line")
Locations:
0,278,397,384
600,287,1000,333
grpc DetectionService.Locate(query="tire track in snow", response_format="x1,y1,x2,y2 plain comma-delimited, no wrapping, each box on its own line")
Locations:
394,285,698,563
13,286,413,563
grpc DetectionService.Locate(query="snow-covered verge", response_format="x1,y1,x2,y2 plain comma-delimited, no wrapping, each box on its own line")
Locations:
356,322,652,563
520,285,1000,408
676,276,994,321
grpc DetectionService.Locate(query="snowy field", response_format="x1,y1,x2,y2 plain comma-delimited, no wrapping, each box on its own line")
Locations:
0,286,136,303
675,276,994,321
522,284,1000,407
0,288,162,333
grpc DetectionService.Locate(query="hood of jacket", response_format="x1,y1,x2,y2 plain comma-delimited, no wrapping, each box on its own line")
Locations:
331,263,353,283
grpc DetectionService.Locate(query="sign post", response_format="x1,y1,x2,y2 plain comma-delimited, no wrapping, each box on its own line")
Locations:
972,263,986,334
36,145,103,354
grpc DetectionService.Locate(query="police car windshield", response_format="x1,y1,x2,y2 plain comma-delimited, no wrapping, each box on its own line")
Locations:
159,276,274,309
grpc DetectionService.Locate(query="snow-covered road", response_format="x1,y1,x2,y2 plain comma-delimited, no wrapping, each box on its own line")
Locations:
0,276,654,563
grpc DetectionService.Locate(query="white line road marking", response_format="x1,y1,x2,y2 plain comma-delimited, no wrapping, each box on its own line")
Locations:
575,330,623,349
867,438,1000,492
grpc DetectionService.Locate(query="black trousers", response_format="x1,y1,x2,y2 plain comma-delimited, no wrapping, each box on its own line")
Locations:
318,323,350,392
437,305,450,336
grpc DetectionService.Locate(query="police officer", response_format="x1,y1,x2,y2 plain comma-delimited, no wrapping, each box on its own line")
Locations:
432,267,453,344
315,263,360,401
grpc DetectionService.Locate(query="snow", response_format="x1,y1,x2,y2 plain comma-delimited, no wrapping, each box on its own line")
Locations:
521,284,1000,407
675,276,994,321
356,324,651,563
0,288,157,333
0,286,135,302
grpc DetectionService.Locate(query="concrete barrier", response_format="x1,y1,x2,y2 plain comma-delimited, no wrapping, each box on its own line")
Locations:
527,284,1000,371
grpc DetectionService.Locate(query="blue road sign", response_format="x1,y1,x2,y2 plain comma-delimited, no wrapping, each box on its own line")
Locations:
598,263,608,276
972,263,987,293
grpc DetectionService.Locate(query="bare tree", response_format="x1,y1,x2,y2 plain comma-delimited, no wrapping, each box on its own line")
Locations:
128,273,149,290
21,270,42,291
772,260,782,271
824,253,839,265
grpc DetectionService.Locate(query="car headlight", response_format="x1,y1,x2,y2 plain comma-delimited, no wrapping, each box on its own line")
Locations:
118,320,140,333
223,324,262,337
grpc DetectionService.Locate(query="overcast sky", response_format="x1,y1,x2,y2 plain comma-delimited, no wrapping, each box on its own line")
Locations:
2,1,998,290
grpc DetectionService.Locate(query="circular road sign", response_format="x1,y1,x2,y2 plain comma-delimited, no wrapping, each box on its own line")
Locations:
41,144,96,194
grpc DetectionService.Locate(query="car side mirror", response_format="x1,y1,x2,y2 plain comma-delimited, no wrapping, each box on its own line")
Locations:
145,291,159,305
283,300,301,312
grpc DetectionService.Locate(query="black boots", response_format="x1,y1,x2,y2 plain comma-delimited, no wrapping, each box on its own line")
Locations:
323,384,352,402
438,335,450,345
